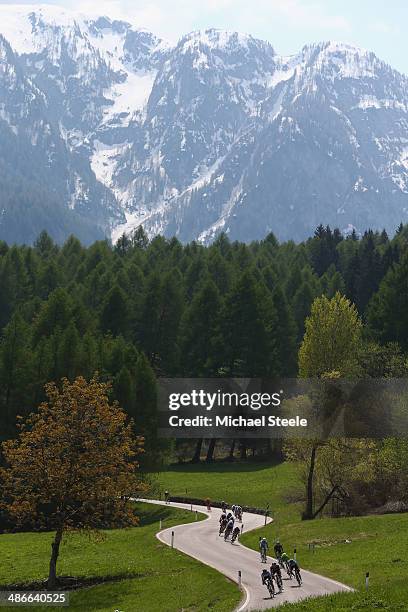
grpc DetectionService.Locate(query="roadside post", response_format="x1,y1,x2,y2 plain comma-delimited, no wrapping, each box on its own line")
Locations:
190,503,193,512
238,571,242,588
159,519,162,530
171,531,175,548
365,572,369,591
195,510,198,521
264,504,270,526
241,524,244,534
294,547,297,561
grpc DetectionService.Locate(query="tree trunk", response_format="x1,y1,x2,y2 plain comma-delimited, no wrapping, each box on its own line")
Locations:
206,438,217,462
303,444,318,520
312,485,339,519
228,439,236,460
265,438,273,457
239,439,247,460
191,438,203,463
48,526,63,589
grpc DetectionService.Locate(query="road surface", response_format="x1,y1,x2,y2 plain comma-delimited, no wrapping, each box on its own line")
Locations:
140,500,352,611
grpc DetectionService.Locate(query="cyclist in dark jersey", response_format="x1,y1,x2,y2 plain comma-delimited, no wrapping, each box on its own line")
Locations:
274,540,284,558
270,562,283,591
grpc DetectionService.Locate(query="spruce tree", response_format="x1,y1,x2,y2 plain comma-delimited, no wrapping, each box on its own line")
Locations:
180,278,222,376
101,285,129,337
220,270,278,377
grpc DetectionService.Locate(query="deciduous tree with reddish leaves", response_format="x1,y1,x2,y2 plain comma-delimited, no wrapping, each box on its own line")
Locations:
0,376,146,588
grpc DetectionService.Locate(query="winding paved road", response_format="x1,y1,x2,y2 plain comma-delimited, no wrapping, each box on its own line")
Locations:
141,500,352,611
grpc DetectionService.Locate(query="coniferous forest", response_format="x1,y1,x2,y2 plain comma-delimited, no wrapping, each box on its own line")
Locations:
1,223,408,468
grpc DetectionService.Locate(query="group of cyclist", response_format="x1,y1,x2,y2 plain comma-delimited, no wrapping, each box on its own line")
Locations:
218,501,243,543
218,503,303,599
260,538,302,598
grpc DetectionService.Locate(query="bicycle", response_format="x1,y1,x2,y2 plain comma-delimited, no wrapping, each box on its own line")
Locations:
265,577,275,598
274,572,283,592
224,528,232,541
294,567,302,586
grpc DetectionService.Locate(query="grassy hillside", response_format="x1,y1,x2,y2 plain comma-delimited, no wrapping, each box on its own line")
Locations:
247,511,408,610
152,462,408,611
149,461,303,524
2,463,407,611
0,503,239,612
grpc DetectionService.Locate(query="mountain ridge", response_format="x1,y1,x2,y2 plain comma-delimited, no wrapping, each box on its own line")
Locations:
0,4,407,244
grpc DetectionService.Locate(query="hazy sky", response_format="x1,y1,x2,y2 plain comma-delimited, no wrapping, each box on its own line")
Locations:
1,0,408,74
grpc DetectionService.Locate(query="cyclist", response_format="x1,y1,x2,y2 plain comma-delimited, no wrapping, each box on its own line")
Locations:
261,569,274,597
259,537,268,562
219,514,227,536
274,540,284,559
221,501,227,512
236,505,243,521
270,561,283,591
224,519,234,541
280,551,290,574
288,558,301,583
231,504,236,516
231,525,241,543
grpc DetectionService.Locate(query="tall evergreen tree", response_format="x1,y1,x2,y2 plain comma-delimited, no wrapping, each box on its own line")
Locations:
220,270,278,376
180,278,222,376
271,285,297,375
0,313,33,435
101,285,129,337
367,252,408,349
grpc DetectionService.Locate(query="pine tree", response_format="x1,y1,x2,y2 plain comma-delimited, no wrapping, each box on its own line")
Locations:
208,251,231,295
367,252,408,349
180,278,222,376
220,270,278,376
0,313,33,435
33,288,73,342
138,271,183,374
355,234,383,313
131,226,149,249
114,366,134,414
101,285,129,337
57,321,81,380
271,285,297,375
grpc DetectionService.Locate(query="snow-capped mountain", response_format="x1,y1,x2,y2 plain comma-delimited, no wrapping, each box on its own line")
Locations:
0,5,407,244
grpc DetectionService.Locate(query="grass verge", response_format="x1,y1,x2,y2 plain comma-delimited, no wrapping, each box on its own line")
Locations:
0,503,240,612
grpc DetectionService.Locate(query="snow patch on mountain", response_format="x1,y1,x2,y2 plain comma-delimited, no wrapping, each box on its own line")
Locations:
0,4,76,54
180,29,256,53
102,71,156,124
